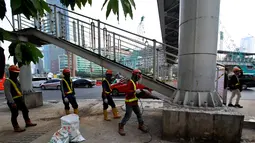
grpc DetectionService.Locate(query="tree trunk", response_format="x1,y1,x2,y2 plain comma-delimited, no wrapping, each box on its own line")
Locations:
19,64,33,93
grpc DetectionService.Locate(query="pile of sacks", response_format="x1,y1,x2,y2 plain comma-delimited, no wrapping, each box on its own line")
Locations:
49,114,85,143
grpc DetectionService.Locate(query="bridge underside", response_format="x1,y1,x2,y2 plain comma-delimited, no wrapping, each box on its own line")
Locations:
157,0,179,65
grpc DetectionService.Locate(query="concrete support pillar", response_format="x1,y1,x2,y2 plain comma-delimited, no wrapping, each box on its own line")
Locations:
173,0,222,107
169,66,173,80
19,64,33,93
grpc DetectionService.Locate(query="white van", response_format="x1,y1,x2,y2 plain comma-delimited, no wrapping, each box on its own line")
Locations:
32,77,48,88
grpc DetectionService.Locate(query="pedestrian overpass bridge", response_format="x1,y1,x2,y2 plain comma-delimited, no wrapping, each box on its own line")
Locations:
7,1,224,107
8,3,178,99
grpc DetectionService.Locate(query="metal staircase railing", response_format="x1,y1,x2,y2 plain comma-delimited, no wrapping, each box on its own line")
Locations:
12,3,178,81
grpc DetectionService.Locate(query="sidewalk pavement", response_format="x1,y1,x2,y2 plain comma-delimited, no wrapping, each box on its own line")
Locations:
0,98,255,143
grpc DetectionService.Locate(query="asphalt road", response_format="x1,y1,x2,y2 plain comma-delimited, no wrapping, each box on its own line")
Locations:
0,87,255,102
34,86,104,101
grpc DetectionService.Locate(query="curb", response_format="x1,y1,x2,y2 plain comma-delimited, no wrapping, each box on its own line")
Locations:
243,120,255,129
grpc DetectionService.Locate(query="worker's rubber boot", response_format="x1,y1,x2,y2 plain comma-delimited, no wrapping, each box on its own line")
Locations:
138,122,148,133
65,110,70,115
118,123,126,136
14,125,26,132
25,120,37,128
112,108,121,119
104,110,111,121
74,108,79,115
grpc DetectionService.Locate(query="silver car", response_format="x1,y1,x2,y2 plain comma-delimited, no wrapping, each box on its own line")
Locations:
40,79,61,90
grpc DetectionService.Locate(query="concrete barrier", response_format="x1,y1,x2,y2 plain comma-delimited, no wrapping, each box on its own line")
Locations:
23,91,43,109
162,107,244,143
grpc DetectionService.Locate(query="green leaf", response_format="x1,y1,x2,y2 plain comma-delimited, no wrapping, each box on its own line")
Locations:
0,0,6,20
120,0,133,19
106,0,113,19
14,43,22,63
9,42,18,57
41,1,51,13
88,0,92,5
11,0,21,13
129,0,136,9
112,0,118,14
75,0,82,9
80,0,87,6
69,0,76,10
101,0,108,10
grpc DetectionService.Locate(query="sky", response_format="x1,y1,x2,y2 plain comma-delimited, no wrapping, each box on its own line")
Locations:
1,0,255,64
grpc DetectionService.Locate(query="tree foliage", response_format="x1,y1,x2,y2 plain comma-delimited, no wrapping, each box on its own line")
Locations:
0,0,136,78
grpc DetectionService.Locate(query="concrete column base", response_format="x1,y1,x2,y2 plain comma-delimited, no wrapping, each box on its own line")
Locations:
162,106,244,143
23,91,43,109
173,90,223,107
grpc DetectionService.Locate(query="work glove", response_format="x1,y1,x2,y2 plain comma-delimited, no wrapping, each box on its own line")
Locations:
136,89,142,94
64,97,69,103
11,103,17,109
104,99,108,104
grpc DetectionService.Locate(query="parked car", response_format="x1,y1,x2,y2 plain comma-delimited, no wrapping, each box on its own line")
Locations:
110,79,152,96
239,74,255,89
40,79,61,90
32,77,47,88
73,79,95,88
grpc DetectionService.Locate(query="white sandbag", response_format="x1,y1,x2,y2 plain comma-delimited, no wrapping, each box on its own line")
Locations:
61,114,85,142
49,128,69,143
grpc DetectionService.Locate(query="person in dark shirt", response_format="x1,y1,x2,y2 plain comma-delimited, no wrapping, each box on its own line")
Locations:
223,67,229,105
4,65,37,132
60,68,78,115
102,70,121,121
228,67,243,108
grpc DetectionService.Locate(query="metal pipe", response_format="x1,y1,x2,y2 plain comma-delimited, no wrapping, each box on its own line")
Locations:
98,20,101,55
77,20,80,46
17,15,21,30
156,48,159,79
12,15,16,30
113,33,116,61
153,40,156,80
91,22,96,50
73,21,76,42
103,27,107,56
216,67,219,92
81,25,85,48
58,12,63,38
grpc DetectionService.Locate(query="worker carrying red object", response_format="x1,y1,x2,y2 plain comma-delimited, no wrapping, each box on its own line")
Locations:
102,69,121,121
60,68,79,115
4,65,37,132
118,69,159,136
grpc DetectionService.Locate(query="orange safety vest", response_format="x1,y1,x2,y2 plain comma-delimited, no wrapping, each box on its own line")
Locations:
62,78,73,95
125,79,138,102
6,78,22,99
103,79,112,94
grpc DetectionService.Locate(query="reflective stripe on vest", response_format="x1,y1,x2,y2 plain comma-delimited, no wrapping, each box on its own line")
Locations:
62,79,73,94
125,79,138,102
6,79,22,99
103,79,112,94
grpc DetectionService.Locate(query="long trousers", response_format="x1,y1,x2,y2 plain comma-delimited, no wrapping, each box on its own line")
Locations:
62,95,78,110
120,104,143,125
102,95,116,110
229,89,241,105
7,97,29,128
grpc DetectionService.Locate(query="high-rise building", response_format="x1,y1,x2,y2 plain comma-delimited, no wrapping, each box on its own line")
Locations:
58,54,68,73
42,0,69,73
240,36,255,53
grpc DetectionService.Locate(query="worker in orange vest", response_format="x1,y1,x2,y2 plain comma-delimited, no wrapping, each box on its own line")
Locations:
4,65,37,132
118,69,159,136
102,69,121,121
60,68,79,115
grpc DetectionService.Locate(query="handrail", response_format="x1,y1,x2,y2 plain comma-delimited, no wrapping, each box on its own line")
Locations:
47,3,178,51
